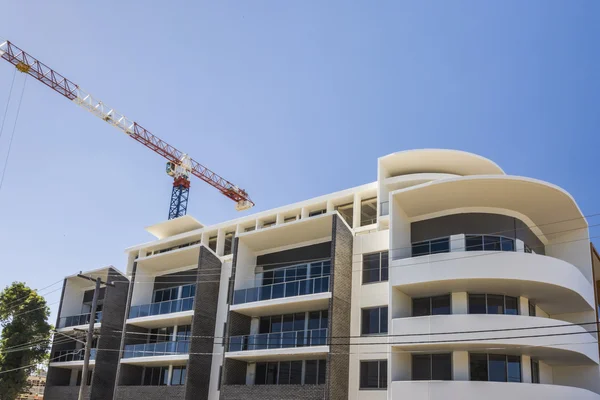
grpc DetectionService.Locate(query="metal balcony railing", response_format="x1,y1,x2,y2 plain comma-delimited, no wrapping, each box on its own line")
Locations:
128,297,194,319
232,276,330,305
123,341,190,358
52,348,96,362
57,311,102,329
228,328,328,352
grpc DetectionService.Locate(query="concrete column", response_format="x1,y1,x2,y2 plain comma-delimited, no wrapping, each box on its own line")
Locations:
519,297,529,316
300,207,309,219
521,355,532,383
246,363,256,385
216,229,225,256
167,365,174,386
452,292,468,314
352,194,361,229
276,213,284,225
450,234,465,252
452,351,469,381
516,239,525,252
250,318,260,335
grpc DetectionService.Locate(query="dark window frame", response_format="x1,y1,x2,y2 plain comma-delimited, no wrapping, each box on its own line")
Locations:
359,360,388,390
469,353,522,383
361,306,388,336
465,235,516,252
255,359,325,385
411,353,452,381
412,295,452,317
528,301,536,317
531,359,540,384
411,237,451,257
468,294,519,315
362,251,389,284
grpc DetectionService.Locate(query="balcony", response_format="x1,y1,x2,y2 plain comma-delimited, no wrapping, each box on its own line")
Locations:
49,349,96,367
226,329,329,361
57,311,102,330
121,341,190,366
229,328,328,352
390,381,600,400
129,297,194,319
231,276,331,317
127,284,195,328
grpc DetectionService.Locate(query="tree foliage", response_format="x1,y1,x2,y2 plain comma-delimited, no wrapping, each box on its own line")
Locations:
0,282,52,400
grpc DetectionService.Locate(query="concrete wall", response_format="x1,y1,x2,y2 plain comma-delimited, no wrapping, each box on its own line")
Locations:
153,268,198,291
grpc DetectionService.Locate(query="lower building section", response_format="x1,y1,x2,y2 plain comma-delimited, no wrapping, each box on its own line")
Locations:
220,384,325,400
390,381,600,399
115,385,186,400
43,385,90,400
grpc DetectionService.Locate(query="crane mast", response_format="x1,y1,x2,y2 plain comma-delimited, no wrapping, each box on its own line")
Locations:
0,39,254,219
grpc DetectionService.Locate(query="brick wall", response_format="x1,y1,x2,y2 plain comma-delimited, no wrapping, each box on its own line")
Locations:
220,384,325,400
326,215,353,400
115,385,186,400
91,268,129,400
185,246,222,400
44,385,90,400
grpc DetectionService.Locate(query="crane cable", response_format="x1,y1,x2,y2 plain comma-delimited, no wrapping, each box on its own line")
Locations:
0,67,16,143
0,73,27,194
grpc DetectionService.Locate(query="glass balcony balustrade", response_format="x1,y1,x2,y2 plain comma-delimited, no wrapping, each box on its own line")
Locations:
129,284,195,319
57,311,102,329
232,276,330,305
52,348,97,362
123,341,190,358
228,328,328,352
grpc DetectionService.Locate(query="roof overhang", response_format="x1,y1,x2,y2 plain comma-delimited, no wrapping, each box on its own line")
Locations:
145,215,204,240
379,149,505,177
390,175,587,241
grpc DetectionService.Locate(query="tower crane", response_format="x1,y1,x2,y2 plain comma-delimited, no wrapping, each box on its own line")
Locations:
0,39,254,219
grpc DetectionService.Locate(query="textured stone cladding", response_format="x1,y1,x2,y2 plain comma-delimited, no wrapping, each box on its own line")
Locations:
185,246,223,400
221,384,326,400
44,385,90,400
91,268,129,400
325,215,353,400
115,385,186,399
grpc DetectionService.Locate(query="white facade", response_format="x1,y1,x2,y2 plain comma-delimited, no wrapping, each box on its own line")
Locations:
121,149,600,399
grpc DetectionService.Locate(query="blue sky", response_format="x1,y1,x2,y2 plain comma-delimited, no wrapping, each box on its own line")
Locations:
0,1,599,321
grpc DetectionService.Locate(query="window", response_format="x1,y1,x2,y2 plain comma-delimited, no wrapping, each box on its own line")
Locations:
412,354,452,380
359,360,387,389
466,235,515,252
309,209,326,217
262,261,330,286
142,366,169,386
411,237,450,257
148,326,173,343
224,232,234,255
360,198,378,227
176,325,192,341
208,236,217,252
171,366,187,385
528,301,536,317
361,307,388,335
76,370,93,386
531,360,540,384
412,295,451,317
335,203,353,227
468,294,519,315
469,354,521,382
284,216,298,223
362,251,389,284
255,360,323,385
153,284,195,303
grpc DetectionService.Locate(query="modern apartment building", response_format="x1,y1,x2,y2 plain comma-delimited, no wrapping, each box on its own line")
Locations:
46,149,600,399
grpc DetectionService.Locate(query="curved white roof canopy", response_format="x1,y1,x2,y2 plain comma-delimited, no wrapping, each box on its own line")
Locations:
391,175,587,241
379,149,505,177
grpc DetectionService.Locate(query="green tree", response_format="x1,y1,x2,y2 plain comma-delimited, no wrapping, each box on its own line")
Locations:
0,282,51,400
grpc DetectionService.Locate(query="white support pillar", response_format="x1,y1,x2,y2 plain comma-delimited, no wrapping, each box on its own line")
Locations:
352,195,361,229
450,234,465,252
452,292,468,314
519,297,530,316
246,362,256,385
521,355,532,383
167,365,173,386
250,318,260,335
452,351,469,381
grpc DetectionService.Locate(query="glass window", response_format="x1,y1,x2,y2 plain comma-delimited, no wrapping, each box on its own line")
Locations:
278,361,291,385
501,237,515,251
255,363,267,385
430,238,450,254
468,294,486,314
412,241,430,257
335,203,353,227
431,295,451,315
432,354,452,380
412,354,431,380
487,295,504,314
531,360,540,384
529,301,536,317
305,360,318,384
359,360,387,389
469,354,521,382
318,359,327,385
266,362,278,385
360,198,378,227
488,354,507,382
466,235,483,251
208,236,217,252
224,232,234,255
484,236,502,251
291,361,303,384
412,297,430,317
505,296,519,315
361,307,388,335
171,367,186,385
362,252,389,284
469,353,488,381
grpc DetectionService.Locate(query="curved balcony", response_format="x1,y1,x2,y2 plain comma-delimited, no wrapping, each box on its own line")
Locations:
390,251,595,315
391,315,598,365
390,381,600,399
